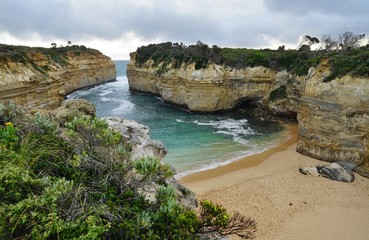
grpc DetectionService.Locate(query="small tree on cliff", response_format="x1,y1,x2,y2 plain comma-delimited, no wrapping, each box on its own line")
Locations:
318,35,338,51
297,35,320,50
338,32,365,50
318,32,366,51
51,42,57,48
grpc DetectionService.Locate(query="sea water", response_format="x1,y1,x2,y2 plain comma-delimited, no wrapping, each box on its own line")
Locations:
68,60,288,178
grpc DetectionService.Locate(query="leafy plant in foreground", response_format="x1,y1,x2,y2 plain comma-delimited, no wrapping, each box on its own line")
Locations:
197,200,257,239
0,103,257,239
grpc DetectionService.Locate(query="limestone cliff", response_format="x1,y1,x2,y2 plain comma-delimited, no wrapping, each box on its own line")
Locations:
261,74,304,118
127,51,369,167
0,45,116,109
297,59,369,164
127,53,289,112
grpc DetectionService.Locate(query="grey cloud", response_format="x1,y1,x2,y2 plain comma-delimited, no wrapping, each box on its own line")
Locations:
262,0,369,16
0,0,368,51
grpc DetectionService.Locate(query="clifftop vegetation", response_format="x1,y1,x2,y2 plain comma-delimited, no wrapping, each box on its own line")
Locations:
0,44,102,74
134,32,369,80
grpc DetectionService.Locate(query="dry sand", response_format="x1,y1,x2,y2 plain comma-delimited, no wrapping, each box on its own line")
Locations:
180,124,369,240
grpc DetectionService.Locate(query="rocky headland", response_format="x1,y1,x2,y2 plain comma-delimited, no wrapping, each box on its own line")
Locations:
127,43,369,169
0,44,116,109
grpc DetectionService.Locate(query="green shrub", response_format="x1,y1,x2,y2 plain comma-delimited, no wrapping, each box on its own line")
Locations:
0,103,257,239
324,48,369,81
134,42,369,78
197,200,257,239
269,85,287,101
0,122,19,150
134,157,174,181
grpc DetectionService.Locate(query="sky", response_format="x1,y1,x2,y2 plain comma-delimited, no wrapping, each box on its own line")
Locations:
0,0,368,60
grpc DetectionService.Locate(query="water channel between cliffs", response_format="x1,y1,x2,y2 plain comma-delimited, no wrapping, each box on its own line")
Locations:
68,60,289,178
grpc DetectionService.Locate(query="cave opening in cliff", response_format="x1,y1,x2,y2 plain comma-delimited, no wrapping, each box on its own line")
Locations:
234,97,263,115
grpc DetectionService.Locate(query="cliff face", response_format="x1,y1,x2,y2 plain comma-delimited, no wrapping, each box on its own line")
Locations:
297,59,369,164
127,53,289,112
261,74,304,118
127,53,369,166
0,46,116,109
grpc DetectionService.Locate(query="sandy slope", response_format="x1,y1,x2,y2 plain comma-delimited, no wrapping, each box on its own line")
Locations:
180,124,369,239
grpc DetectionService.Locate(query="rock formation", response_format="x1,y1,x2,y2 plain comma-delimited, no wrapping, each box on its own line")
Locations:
261,74,304,118
299,161,357,183
127,53,369,168
105,117,167,160
127,53,289,112
50,99,96,124
297,59,369,164
0,45,116,109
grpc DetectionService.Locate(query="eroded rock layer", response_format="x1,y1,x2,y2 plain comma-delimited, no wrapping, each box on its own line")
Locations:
127,53,291,112
0,47,116,109
297,59,369,164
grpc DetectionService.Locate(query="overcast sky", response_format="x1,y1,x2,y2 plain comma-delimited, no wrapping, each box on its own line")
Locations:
1,0,368,59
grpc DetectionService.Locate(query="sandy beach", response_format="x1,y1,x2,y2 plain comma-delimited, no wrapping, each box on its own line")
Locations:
180,124,369,240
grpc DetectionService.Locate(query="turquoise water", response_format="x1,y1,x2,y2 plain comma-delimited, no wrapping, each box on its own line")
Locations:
68,60,287,177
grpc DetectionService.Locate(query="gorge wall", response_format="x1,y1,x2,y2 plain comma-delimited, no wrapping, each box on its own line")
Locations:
297,59,369,164
0,45,116,109
127,54,369,166
127,53,292,112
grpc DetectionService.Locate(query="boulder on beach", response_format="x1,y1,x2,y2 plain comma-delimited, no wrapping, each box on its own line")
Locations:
299,161,356,183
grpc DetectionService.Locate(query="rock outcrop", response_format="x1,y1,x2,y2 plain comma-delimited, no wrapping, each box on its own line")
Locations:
50,99,96,124
261,74,304,118
0,45,116,109
127,53,289,112
297,59,369,164
105,117,167,160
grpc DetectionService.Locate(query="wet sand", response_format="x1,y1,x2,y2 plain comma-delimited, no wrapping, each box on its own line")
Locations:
180,124,369,239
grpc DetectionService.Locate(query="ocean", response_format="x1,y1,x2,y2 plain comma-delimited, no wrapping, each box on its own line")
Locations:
68,60,288,178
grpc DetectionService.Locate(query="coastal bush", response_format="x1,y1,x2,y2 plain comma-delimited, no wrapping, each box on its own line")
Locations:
1,103,257,239
134,40,369,78
197,200,257,239
134,157,174,181
0,121,19,150
324,46,369,82
269,85,287,101
1,44,102,74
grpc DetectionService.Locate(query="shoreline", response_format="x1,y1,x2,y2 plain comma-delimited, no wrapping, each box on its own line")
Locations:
175,123,293,179
180,123,298,193
180,124,369,240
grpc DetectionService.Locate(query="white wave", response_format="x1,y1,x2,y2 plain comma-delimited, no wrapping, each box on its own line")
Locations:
174,142,281,179
67,89,90,99
176,119,185,123
111,100,135,113
99,89,113,96
116,76,127,81
174,150,255,179
193,118,255,145
193,120,213,126
100,97,112,102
